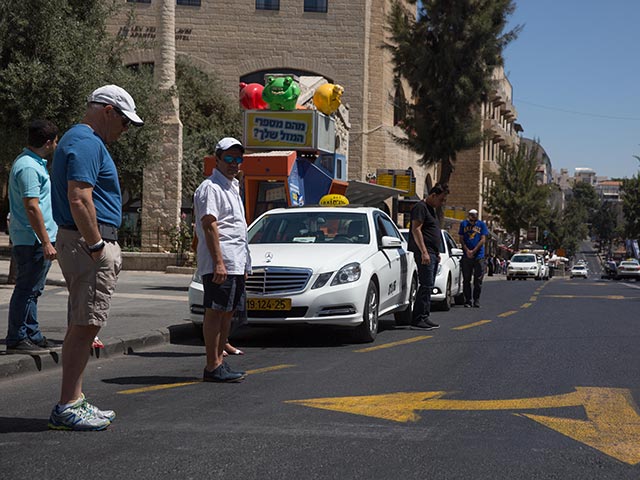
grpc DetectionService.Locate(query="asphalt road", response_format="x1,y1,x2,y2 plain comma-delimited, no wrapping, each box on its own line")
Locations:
1,259,639,479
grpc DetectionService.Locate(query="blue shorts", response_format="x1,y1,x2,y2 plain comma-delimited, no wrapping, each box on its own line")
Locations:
202,274,245,312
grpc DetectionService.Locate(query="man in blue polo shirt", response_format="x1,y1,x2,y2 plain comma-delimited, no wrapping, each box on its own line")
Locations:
49,85,143,431
6,119,59,354
459,208,489,308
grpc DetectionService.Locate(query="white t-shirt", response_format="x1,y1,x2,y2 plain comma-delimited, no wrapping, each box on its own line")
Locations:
194,168,251,276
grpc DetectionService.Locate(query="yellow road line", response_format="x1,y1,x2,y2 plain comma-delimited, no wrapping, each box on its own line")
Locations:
521,303,532,309
543,294,627,300
117,364,295,394
452,320,492,331
530,296,537,302
354,336,432,353
498,310,518,318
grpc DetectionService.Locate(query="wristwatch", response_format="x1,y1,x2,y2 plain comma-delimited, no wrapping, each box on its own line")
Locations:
88,239,106,252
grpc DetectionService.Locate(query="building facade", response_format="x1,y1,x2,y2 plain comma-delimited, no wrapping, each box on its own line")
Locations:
106,0,436,200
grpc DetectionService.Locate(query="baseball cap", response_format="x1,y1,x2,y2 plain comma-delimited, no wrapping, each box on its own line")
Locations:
215,137,245,154
87,85,144,126
469,209,478,215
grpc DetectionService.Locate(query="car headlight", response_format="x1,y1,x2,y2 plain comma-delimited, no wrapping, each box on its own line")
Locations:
312,272,334,289
331,262,361,285
529,266,538,270
437,263,442,276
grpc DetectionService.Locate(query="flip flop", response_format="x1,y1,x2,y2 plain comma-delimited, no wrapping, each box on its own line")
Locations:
227,348,244,355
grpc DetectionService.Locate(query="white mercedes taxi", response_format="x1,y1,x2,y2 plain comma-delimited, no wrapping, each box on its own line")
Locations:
189,206,418,343
506,253,541,280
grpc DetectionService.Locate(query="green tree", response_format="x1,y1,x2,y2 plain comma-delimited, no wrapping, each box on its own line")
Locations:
386,0,520,184
176,59,242,203
485,141,549,250
0,0,163,212
621,174,640,239
592,201,619,256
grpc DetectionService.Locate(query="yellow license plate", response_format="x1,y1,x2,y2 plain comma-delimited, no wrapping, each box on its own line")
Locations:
247,298,292,311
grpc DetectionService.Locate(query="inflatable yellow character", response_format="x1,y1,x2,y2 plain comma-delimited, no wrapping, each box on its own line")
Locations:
313,83,344,115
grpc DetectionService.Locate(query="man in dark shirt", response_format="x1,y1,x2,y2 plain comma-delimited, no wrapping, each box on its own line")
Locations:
408,184,449,330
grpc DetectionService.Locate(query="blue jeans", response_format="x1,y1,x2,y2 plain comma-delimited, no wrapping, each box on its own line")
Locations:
6,243,52,345
412,252,439,324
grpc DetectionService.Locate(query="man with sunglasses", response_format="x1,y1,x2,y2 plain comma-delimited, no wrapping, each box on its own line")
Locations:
49,85,143,431
193,137,251,382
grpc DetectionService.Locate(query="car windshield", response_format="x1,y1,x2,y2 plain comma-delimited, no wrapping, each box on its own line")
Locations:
573,266,586,270
248,211,371,244
511,255,536,263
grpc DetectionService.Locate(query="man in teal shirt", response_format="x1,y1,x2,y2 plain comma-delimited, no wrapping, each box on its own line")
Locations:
6,119,59,354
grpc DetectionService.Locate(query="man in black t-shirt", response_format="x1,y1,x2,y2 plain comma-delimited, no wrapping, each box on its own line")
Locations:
407,184,449,329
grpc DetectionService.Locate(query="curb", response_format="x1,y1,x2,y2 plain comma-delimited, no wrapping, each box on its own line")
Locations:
0,274,66,287
0,322,195,382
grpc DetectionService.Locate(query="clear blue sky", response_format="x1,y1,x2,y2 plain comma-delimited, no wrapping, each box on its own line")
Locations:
504,0,640,180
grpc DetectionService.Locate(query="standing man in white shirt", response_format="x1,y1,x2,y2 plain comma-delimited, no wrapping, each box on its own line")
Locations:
193,137,251,382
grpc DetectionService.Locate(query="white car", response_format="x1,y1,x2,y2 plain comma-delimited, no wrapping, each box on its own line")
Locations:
400,229,464,310
570,265,588,279
189,206,418,343
506,253,541,280
616,260,640,280
537,255,550,280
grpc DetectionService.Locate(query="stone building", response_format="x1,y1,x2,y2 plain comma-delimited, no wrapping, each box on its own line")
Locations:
446,66,521,222
106,0,436,201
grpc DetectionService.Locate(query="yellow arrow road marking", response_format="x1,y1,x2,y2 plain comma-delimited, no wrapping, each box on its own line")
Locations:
452,320,492,331
498,310,518,317
287,387,640,465
117,364,295,394
354,336,432,353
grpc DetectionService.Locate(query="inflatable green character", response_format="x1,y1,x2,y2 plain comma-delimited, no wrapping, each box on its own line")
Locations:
261,76,301,111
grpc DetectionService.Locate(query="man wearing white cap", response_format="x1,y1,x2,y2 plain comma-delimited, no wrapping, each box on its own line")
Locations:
458,208,489,308
193,137,251,382
48,85,143,431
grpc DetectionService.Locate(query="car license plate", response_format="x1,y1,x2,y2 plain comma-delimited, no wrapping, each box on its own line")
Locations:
247,298,292,311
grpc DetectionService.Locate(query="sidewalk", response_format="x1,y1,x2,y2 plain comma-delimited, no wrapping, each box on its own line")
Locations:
0,256,195,382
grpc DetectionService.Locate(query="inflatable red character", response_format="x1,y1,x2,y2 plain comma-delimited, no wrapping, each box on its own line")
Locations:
239,82,268,110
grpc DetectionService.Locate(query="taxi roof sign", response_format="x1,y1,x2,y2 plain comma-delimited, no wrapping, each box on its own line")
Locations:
319,194,349,206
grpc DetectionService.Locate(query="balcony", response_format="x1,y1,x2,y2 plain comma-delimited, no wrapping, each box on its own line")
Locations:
483,118,506,143
500,101,518,121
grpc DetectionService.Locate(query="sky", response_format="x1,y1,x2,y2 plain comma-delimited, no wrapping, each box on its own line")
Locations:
503,0,640,179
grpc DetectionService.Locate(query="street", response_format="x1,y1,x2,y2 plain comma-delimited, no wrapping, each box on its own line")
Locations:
1,252,639,479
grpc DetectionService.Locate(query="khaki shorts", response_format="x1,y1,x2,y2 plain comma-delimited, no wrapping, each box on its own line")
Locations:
57,228,122,327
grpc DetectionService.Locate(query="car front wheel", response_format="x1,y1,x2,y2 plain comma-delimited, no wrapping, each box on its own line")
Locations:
353,280,379,343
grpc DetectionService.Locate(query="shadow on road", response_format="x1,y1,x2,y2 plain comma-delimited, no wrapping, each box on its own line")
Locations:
102,375,200,386
0,417,49,433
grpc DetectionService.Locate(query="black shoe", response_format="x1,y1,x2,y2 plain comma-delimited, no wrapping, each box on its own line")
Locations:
464,303,472,308
473,301,480,308
6,338,50,355
411,320,439,330
203,364,245,383
222,361,246,377
34,336,59,349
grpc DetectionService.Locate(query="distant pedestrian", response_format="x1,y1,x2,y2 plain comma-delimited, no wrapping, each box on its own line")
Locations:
487,255,495,276
194,137,251,383
48,85,144,431
407,183,449,330
459,208,489,308
5,119,59,354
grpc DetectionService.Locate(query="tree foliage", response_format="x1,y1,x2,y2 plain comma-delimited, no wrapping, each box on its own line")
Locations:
485,141,549,250
386,0,520,184
0,0,163,212
621,174,640,239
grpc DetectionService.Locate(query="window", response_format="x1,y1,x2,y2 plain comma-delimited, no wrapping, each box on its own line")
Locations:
304,0,328,13
256,0,279,10
177,0,200,6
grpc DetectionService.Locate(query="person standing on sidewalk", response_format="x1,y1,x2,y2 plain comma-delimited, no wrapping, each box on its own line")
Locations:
407,183,449,330
459,208,489,308
48,85,143,431
193,137,251,383
6,120,59,354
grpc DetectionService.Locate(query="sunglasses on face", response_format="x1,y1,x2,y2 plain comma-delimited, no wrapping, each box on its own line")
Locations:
222,155,243,164
112,106,131,127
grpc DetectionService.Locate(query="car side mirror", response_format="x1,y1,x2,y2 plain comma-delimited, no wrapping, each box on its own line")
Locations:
451,247,464,257
381,236,402,249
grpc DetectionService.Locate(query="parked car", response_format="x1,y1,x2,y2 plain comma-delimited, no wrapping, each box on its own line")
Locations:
570,265,588,279
400,229,464,310
189,206,418,343
601,260,618,279
506,253,541,280
616,259,640,281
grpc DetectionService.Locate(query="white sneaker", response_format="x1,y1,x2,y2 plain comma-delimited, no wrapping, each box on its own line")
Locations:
48,397,111,431
80,393,116,422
